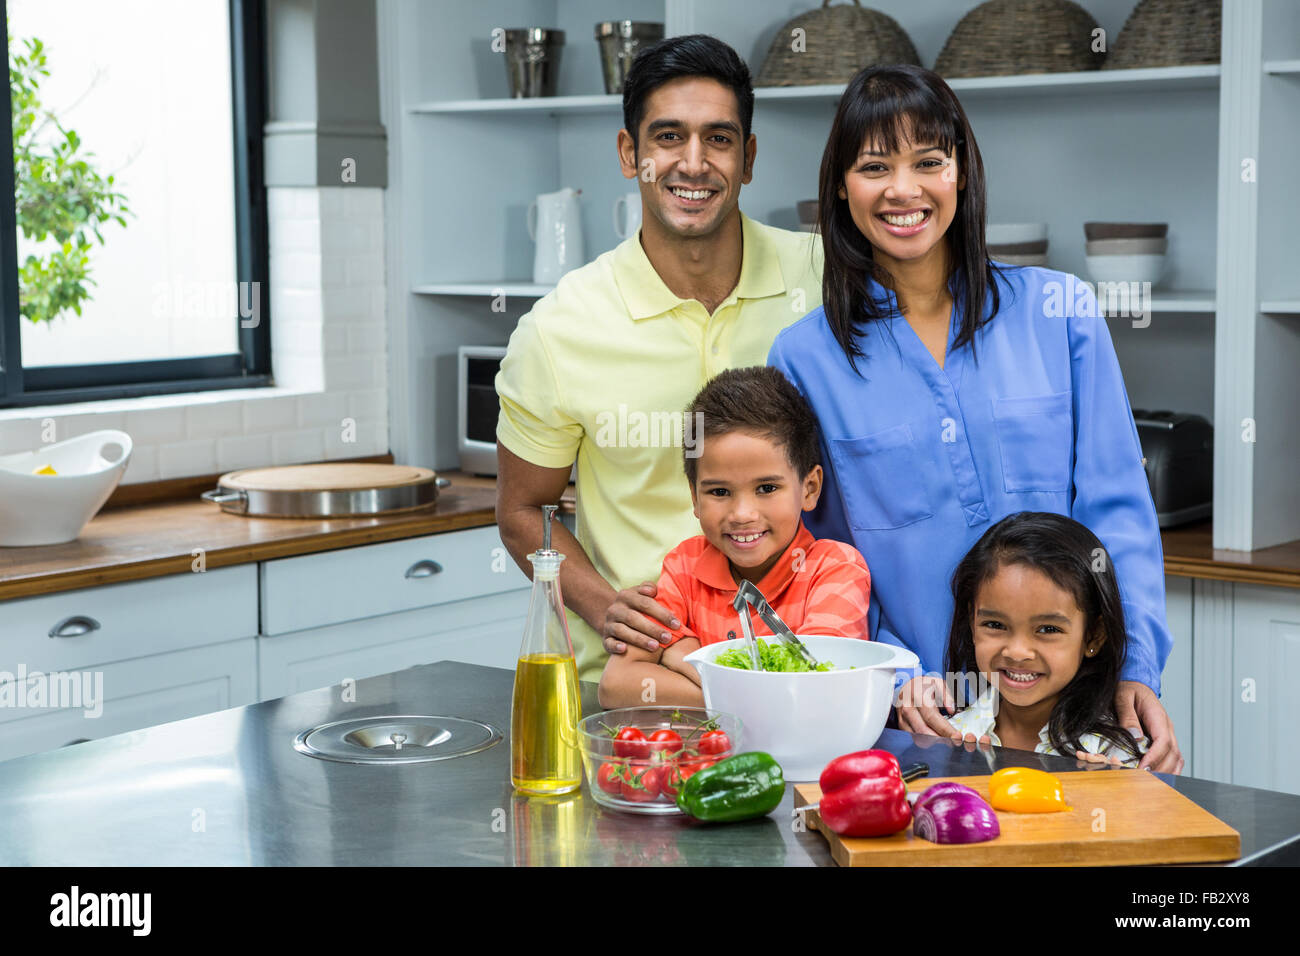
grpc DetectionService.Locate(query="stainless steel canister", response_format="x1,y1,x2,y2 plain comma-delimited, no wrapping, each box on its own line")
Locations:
595,21,664,95
504,28,565,98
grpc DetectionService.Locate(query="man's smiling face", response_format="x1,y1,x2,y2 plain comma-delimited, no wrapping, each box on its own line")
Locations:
619,76,755,241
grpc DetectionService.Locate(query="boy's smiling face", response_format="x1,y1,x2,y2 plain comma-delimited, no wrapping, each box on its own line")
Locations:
690,429,822,584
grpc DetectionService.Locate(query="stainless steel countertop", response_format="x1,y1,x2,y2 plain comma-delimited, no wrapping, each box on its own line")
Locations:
0,661,1296,866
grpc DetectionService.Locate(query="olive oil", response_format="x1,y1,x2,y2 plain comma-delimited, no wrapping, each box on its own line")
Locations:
510,505,582,795
511,653,581,793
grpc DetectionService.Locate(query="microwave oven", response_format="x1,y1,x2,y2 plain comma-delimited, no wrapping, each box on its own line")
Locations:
458,345,507,476
458,345,577,480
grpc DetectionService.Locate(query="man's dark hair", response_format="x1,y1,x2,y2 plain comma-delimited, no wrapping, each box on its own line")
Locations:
622,34,754,151
683,367,820,486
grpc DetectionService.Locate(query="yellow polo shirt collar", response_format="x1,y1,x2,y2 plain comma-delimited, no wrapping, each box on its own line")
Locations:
614,213,789,321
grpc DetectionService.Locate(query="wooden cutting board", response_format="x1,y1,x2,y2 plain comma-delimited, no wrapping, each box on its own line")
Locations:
794,770,1240,866
221,463,435,491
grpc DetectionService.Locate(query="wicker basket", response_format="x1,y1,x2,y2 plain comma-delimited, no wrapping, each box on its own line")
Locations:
756,0,920,87
935,0,1105,78
1103,0,1220,70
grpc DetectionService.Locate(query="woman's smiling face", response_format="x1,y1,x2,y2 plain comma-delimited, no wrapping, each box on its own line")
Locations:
838,122,963,273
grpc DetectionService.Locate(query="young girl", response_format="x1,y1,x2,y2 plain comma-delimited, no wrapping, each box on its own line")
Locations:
944,512,1148,767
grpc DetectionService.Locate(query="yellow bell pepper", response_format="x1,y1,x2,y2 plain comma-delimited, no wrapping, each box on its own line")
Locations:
988,767,1071,813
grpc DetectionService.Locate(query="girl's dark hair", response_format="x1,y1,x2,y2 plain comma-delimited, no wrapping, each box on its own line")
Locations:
682,366,820,486
622,34,754,151
945,512,1140,761
818,64,1006,373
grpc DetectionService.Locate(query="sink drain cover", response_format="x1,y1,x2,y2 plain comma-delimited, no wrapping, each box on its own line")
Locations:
293,715,502,764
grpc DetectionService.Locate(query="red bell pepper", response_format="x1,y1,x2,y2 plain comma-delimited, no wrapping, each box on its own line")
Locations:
818,750,911,838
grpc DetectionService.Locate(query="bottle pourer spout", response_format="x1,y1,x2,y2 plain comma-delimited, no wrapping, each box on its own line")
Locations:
542,504,557,552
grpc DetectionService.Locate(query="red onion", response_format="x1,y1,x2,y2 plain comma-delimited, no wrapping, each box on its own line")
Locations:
912,791,1001,844
912,782,981,811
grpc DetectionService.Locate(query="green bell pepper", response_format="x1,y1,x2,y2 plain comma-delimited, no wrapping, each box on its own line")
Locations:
676,751,785,823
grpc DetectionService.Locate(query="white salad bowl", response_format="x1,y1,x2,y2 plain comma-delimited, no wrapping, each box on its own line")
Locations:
683,636,919,781
0,430,133,546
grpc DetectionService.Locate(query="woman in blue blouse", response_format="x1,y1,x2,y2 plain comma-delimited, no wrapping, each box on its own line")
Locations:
769,65,1183,773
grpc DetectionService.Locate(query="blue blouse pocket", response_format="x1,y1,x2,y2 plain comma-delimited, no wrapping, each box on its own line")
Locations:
992,392,1073,493
829,424,933,531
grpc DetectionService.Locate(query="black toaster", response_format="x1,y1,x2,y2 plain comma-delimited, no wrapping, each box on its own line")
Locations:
1131,409,1213,528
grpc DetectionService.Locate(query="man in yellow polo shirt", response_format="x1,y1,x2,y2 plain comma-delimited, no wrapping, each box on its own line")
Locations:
495,35,822,682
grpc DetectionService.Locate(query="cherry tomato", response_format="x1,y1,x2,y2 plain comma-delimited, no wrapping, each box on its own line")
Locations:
597,761,625,795
648,729,683,757
621,764,661,802
678,756,716,782
613,726,650,759
661,761,685,798
698,730,731,756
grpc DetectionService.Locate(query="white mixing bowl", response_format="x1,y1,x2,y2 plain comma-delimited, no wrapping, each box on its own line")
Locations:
683,636,919,781
0,430,133,546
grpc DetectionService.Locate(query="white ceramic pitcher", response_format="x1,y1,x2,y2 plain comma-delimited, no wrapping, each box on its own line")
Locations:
613,191,642,239
527,187,584,285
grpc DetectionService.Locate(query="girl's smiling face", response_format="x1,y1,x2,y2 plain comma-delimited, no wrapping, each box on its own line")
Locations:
972,561,1101,716
838,122,963,274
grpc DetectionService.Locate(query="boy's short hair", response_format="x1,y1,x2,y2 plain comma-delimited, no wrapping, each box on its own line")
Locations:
683,366,821,486
622,34,754,153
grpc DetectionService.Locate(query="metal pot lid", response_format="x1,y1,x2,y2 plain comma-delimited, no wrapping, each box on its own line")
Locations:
201,463,447,518
293,715,503,765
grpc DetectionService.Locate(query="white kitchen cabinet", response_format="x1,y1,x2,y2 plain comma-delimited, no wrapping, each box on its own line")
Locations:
260,525,529,635
0,564,258,675
0,565,260,763
1230,583,1300,795
257,588,530,700
0,638,257,764
1161,575,1194,777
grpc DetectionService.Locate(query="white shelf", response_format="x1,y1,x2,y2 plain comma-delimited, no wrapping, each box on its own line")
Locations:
1099,289,1216,315
1263,59,1300,75
1148,291,1216,313
413,281,553,298
762,65,1220,102
408,66,1221,116
1261,300,1300,314
409,94,619,116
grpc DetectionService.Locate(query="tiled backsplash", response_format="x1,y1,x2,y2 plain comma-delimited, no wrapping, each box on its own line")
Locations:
0,186,390,484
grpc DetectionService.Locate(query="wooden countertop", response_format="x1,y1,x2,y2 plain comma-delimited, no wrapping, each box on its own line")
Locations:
0,469,1295,601
1161,521,1300,590
0,470,511,602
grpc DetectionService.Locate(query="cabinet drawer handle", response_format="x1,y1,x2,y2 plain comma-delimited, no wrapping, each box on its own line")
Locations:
49,615,102,638
405,560,444,579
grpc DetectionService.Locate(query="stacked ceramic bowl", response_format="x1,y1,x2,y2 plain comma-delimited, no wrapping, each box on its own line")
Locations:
987,222,1048,266
1084,222,1167,284
796,199,819,233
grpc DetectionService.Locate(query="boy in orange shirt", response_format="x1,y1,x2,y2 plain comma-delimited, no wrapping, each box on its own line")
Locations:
598,366,872,708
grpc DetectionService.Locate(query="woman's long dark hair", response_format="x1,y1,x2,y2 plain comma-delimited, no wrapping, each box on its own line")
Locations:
944,512,1140,761
819,64,1006,373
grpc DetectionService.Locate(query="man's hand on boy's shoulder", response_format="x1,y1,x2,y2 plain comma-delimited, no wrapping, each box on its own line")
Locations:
602,583,681,655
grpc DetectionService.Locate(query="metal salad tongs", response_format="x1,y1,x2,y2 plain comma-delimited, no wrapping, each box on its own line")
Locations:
731,579,823,671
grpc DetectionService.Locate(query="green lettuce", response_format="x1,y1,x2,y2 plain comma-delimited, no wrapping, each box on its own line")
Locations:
714,638,835,672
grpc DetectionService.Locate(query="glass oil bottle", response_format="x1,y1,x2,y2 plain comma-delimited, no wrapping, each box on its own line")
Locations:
510,505,581,794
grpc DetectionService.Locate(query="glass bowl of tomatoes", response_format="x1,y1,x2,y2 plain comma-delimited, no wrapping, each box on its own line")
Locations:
576,706,741,814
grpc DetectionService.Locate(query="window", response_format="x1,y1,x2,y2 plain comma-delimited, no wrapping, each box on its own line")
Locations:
0,0,269,407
